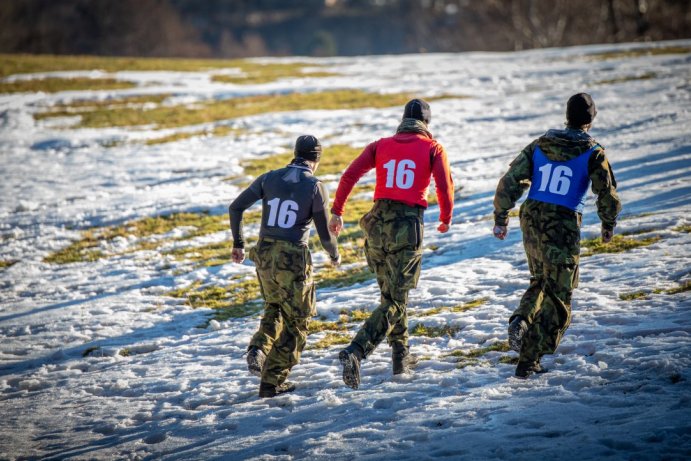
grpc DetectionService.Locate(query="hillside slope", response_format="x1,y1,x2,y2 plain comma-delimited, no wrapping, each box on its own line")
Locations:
0,42,690,460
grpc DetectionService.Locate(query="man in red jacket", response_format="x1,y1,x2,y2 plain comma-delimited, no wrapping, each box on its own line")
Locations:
329,99,455,389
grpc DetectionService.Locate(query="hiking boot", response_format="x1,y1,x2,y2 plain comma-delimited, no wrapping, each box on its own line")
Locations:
258,381,296,398
392,345,419,375
514,361,549,379
339,345,363,389
508,316,529,352
247,347,266,377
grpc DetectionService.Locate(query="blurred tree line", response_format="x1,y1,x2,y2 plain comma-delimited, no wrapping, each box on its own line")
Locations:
1,0,689,58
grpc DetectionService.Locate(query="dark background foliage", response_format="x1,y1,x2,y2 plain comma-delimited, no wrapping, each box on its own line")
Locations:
1,0,689,57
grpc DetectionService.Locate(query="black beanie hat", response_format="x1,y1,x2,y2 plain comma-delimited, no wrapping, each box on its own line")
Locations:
294,135,322,162
403,98,432,124
566,93,597,127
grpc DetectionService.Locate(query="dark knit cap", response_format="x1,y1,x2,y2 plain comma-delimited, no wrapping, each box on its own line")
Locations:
566,93,597,127
294,135,322,162
403,98,432,124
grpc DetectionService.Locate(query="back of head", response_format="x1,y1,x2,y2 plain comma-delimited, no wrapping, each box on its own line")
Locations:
294,135,322,162
403,98,432,125
566,93,597,128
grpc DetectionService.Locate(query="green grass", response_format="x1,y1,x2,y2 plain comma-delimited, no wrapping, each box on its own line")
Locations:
416,297,489,317
307,332,352,350
0,53,331,80
446,341,511,368
587,46,691,61
451,297,490,313
168,263,373,322
410,323,461,338
168,278,264,322
307,320,347,334
145,125,242,145
619,291,649,301
35,89,422,130
210,63,337,85
44,211,229,264
315,265,374,289
235,144,363,179
581,235,662,257
619,281,690,301
0,260,18,270
595,72,657,85
343,309,371,322
667,280,691,295
674,224,691,233
0,77,135,94
498,356,520,365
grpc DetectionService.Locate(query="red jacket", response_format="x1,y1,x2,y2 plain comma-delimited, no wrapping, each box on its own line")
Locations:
331,132,454,224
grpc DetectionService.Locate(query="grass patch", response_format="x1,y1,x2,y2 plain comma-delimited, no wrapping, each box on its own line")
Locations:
343,309,371,322
235,144,363,179
416,297,489,317
0,260,18,270
587,46,691,61
308,320,347,334
618,281,690,301
35,89,423,130
168,278,264,322
0,53,331,79
410,323,461,338
451,297,490,313
308,332,351,350
499,356,520,365
595,72,657,85
0,77,135,94
447,341,510,359
145,125,242,145
667,281,691,295
446,341,510,368
210,63,337,85
581,235,662,257
619,291,649,301
165,241,231,268
674,224,691,233
316,265,374,289
44,211,228,264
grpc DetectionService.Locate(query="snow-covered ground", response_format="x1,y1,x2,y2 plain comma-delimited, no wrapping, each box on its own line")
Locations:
1,41,690,460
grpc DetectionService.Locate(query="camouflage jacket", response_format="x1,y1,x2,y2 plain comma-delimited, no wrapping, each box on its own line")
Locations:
493,128,622,265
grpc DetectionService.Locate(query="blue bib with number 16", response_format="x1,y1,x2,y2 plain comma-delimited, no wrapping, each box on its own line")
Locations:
527,145,595,213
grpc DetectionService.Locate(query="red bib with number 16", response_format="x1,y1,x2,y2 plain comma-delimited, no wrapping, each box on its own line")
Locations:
373,136,434,208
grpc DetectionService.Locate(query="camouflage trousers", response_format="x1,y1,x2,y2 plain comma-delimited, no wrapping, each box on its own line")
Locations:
511,253,579,364
351,200,424,358
248,238,315,386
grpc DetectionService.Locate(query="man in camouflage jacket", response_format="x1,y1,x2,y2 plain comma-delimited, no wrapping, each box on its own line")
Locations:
493,93,621,378
229,135,340,397
329,99,455,389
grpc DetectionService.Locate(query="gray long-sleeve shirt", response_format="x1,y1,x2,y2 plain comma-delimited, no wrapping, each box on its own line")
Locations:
229,164,339,261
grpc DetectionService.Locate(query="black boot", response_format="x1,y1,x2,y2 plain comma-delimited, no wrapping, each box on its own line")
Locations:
339,344,364,389
508,316,529,353
392,344,418,375
515,360,549,379
258,381,296,398
247,346,266,377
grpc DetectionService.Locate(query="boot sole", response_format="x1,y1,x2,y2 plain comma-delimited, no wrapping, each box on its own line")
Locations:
339,351,360,390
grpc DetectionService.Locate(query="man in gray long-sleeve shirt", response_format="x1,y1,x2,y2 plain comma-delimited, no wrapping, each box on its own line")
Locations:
229,135,340,398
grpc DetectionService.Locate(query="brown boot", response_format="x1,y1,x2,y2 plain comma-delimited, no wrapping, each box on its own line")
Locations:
258,381,296,398
515,360,549,379
392,344,418,375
